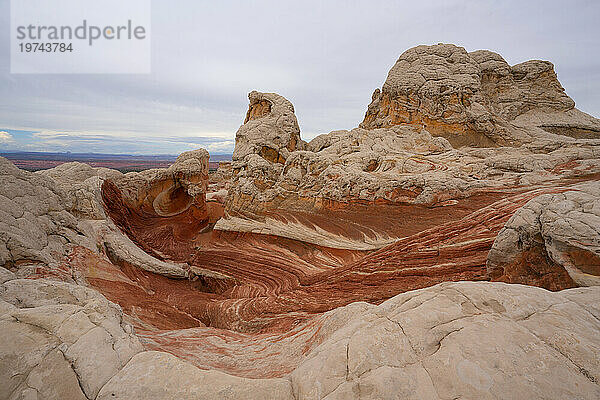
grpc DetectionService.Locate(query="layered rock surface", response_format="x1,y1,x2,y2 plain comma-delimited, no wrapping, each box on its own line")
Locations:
1,43,600,399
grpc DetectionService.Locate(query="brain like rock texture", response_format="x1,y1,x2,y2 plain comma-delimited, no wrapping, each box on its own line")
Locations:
488,181,600,289
361,44,600,147
0,158,93,271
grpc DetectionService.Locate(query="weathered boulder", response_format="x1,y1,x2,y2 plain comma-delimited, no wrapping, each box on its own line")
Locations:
488,181,600,289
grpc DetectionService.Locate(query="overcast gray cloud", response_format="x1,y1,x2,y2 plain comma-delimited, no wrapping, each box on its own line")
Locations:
1,0,599,154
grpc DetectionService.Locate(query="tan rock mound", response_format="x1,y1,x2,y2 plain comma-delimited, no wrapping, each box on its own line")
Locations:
38,161,123,220
0,275,143,400
0,158,94,272
360,43,600,147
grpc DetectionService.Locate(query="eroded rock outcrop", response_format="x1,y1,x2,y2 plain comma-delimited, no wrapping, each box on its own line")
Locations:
0,158,94,272
234,91,304,163
101,149,214,261
361,43,600,147
217,46,600,247
219,94,600,247
110,149,210,219
1,43,600,400
488,181,600,289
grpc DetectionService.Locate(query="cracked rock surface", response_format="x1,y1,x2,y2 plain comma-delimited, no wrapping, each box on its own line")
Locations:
0,158,93,270
488,181,600,288
292,281,600,400
1,274,598,399
0,277,143,400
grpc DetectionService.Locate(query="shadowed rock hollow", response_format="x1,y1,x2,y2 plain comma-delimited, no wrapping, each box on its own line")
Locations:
1,44,599,399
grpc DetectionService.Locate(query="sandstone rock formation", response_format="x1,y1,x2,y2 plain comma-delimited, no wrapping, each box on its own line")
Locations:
109,149,209,220
0,277,143,400
361,43,600,147
101,149,216,265
488,181,600,289
219,100,600,248
0,158,94,272
234,91,304,163
2,272,598,399
217,45,600,247
1,43,600,399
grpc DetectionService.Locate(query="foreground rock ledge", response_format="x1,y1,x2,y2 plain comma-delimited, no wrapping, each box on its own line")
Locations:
1,275,599,399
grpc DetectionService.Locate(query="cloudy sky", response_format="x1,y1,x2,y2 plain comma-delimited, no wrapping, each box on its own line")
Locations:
1,0,599,155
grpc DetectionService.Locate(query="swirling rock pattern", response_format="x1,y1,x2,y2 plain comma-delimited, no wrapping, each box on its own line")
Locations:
2,273,599,399
1,44,600,399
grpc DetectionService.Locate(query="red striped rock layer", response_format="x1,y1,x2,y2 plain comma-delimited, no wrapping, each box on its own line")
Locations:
97,184,576,333
84,183,588,379
193,186,573,333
